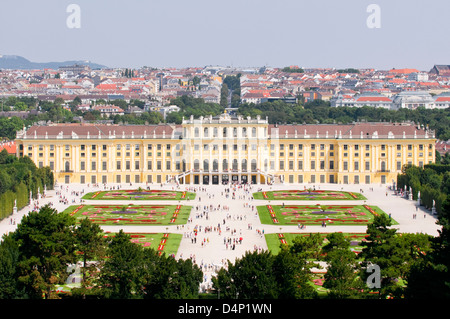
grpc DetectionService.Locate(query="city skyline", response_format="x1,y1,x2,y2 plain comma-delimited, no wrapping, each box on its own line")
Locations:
0,0,449,70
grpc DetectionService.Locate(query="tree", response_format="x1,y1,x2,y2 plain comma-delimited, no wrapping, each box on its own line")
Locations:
360,214,408,298
272,244,318,299
0,116,25,140
99,230,146,299
212,250,278,299
0,233,22,298
220,83,229,108
73,218,107,291
13,205,77,299
321,233,363,299
289,232,324,261
274,234,322,299
405,199,450,298
143,251,202,299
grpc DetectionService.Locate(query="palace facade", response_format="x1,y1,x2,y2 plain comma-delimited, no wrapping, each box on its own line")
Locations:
15,113,436,186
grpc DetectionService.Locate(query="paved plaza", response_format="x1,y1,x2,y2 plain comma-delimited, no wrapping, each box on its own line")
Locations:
0,181,441,291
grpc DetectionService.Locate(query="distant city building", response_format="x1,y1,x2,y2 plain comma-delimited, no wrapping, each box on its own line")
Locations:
331,91,449,110
392,91,435,110
408,72,429,82
331,93,393,109
58,64,91,74
0,141,16,154
433,93,450,109
92,104,124,117
429,65,450,77
435,140,450,156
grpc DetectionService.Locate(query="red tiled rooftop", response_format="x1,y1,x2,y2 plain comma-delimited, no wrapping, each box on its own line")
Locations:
356,96,392,102
0,141,16,154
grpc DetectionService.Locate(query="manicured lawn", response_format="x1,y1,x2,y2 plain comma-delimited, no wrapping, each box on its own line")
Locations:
82,189,196,201
63,204,192,225
104,232,182,256
257,204,396,226
265,232,369,255
253,190,366,201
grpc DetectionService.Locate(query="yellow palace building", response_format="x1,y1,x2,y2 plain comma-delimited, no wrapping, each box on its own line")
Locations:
15,113,436,186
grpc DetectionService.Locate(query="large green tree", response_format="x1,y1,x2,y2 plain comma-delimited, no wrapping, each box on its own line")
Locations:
360,214,409,298
142,251,202,299
405,199,450,298
99,230,147,299
0,233,22,298
321,232,363,299
73,218,107,291
213,250,278,299
12,205,77,299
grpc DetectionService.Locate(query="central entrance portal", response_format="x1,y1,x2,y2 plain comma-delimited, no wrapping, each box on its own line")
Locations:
222,174,229,184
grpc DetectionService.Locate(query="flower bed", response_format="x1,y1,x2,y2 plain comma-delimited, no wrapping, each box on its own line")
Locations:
63,204,192,225
82,189,196,201
257,204,392,226
104,232,182,256
253,190,366,201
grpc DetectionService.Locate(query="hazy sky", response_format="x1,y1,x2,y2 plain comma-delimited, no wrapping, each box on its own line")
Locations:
0,0,449,70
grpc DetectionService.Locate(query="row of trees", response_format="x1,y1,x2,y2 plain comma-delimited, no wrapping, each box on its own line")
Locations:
223,74,241,108
165,95,225,124
1,202,448,299
397,164,449,215
0,206,202,299
2,94,450,140
0,149,53,220
213,213,443,299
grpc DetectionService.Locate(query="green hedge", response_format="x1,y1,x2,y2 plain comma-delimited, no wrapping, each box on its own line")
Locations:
397,166,448,216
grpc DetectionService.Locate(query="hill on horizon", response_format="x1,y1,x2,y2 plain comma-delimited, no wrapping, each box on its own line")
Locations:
0,55,107,70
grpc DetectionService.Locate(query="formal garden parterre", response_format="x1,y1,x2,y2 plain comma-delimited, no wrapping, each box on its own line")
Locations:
253,189,367,201
103,232,182,256
257,204,396,226
63,204,192,225
82,189,196,201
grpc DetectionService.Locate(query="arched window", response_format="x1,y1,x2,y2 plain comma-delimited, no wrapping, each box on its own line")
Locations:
204,127,209,138
65,161,70,172
203,159,209,171
264,159,268,171
381,161,386,172
251,159,257,171
242,159,247,171
242,127,247,137
223,159,228,170
194,159,200,170
252,127,257,137
232,159,238,170
213,159,218,171
223,127,227,138
194,127,199,138
213,127,218,137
